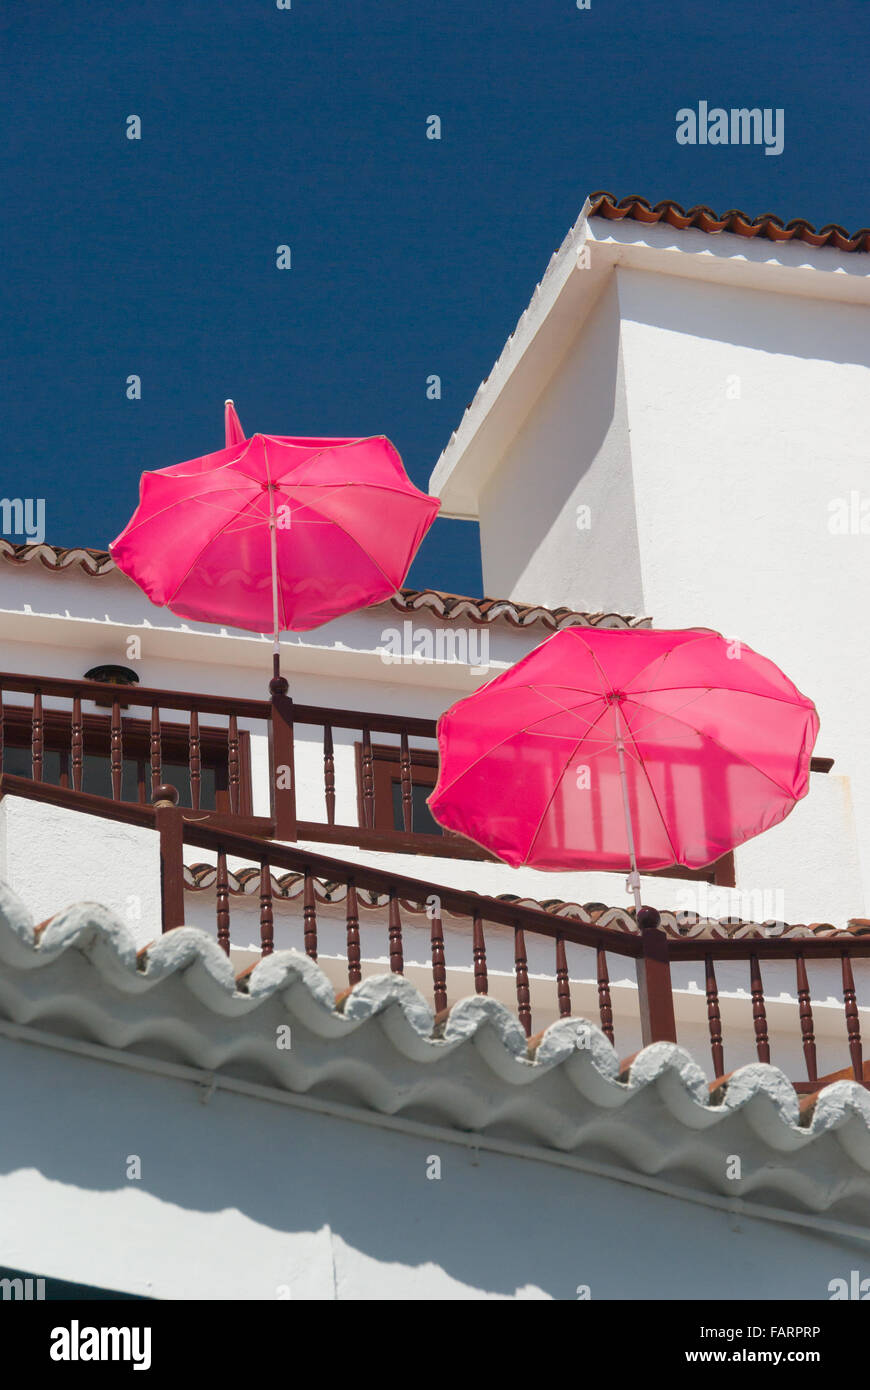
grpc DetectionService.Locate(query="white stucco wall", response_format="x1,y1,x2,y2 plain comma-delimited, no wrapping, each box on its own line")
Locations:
452,249,869,919
0,1032,864,1300
615,267,870,916
0,795,161,945
478,276,644,614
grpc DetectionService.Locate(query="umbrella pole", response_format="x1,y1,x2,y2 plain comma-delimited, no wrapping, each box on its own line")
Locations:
269,501,281,683
613,703,643,915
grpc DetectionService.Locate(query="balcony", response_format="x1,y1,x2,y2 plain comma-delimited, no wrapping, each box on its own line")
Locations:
0,667,866,1099
0,668,775,879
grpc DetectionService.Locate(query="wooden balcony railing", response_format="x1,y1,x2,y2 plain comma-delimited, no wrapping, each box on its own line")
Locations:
1,772,866,1096
0,670,835,873
0,669,480,857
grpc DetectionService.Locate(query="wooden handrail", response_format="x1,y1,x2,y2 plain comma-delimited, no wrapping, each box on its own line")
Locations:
0,670,834,767
0,670,271,719
1,771,866,1085
2,772,866,957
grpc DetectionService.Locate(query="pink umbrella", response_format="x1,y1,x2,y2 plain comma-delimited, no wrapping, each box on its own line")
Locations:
111,403,440,677
428,627,819,912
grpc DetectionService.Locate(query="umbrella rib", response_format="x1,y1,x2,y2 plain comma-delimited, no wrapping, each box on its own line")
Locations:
261,435,402,487
624,631,716,698
164,492,262,609
430,695,606,802
279,480,434,502
522,703,613,865
526,682,606,706
564,628,619,694
623,682,813,710
288,503,407,593
620,689,714,742
166,436,260,481
114,484,263,540
620,712,682,867
632,704,800,798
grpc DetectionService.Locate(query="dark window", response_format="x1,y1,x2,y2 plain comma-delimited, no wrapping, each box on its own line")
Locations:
1,707,251,813
357,744,447,837
390,777,442,837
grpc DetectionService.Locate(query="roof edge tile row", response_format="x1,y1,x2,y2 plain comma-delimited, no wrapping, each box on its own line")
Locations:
183,863,868,941
588,191,870,254
0,540,648,631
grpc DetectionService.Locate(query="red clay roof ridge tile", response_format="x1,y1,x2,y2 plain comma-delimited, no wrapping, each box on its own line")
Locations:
588,191,870,254
0,540,648,630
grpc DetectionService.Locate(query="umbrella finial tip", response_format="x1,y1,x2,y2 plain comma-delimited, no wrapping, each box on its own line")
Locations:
224,399,234,406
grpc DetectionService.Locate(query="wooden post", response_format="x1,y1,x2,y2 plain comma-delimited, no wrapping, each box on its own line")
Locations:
596,945,614,1045
269,675,297,841
555,933,572,1018
842,952,864,1083
430,903,448,1015
216,848,230,955
636,906,677,1046
514,925,532,1037
153,784,184,932
472,908,488,994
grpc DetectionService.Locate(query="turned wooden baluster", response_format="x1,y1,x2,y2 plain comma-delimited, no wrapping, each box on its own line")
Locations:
429,900,448,1014
303,869,318,960
472,909,488,994
555,933,572,1018
361,726,375,828
323,724,335,826
150,708,162,799
345,878,361,986
31,691,44,782
749,953,770,1064
795,952,818,1084
596,946,614,1045
71,694,83,792
388,889,404,974
514,924,532,1037
110,699,122,800
399,732,413,832
704,953,725,1078
228,715,240,814
216,849,230,955
842,952,864,1083
259,860,274,957
188,711,201,811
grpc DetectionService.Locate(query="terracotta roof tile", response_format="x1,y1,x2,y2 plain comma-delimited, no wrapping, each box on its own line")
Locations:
588,191,870,254
0,540,647,630
183,864,858,941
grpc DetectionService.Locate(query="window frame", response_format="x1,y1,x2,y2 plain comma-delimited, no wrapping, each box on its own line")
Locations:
356,740,736,884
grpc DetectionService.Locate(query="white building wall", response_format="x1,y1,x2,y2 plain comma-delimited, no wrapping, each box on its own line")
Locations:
0,796,162,943
449,260,870,919
478,276,644,615
0,1031,863,1301
616,268,870,915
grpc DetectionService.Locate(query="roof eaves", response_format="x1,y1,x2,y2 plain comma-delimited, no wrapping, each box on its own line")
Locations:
2,883,869,1214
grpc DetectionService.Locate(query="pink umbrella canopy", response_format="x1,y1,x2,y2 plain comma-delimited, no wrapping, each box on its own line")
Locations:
110,419,440,639
428,627,819,902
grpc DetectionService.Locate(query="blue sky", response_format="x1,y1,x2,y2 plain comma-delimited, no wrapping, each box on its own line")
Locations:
3,0,867,596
